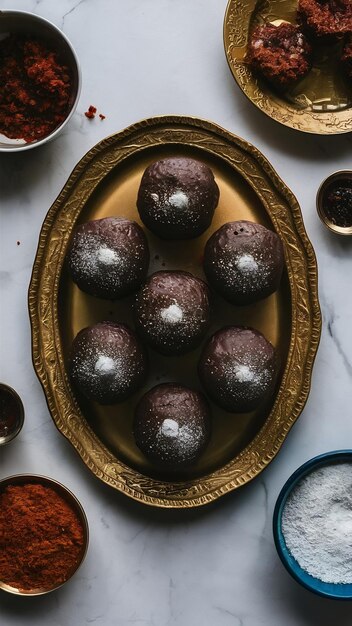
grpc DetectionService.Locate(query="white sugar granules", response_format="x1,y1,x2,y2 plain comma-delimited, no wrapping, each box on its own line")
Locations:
168,190,189,209
94,355,116,374
96,246,119,265
236,254,258,273
160,419,179,438
160,303,183,324
233,364,255,383
282,463,352,584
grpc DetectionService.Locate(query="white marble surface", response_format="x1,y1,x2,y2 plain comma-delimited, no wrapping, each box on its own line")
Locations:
0,1,352,624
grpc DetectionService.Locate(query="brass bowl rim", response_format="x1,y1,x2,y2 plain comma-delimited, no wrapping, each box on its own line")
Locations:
0,382,25,445
0,10,82,152
0,473,89,596
316,170,352,236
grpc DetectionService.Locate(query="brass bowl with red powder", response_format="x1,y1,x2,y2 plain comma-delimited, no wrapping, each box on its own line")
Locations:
0,474,89,595
0,11,81,152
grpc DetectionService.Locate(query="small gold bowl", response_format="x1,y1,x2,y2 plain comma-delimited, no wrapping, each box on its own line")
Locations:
0,383,25,445
0,474,89,595
316,170,352,236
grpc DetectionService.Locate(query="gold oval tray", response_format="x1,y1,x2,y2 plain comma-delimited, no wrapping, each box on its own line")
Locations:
224,0,352,134
29,115,321,508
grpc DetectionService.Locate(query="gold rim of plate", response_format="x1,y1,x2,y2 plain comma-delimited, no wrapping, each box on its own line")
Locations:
28,115,321,508
224,0,352,135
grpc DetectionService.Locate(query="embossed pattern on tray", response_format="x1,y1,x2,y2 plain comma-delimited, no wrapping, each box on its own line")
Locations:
224,0,352,134
29,116,321,507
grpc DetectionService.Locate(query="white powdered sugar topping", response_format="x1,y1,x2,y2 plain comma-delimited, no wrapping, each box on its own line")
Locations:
233,364,255,383
160,303,183,324
94,355,117,374
160,418,179,438
282,463,352,584
236,254,258,273
96,246,119,265
156,420,202,459
168,190,189,209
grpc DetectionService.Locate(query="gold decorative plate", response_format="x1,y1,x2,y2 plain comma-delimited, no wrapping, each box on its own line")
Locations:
29,116,321,508
224,0,352,134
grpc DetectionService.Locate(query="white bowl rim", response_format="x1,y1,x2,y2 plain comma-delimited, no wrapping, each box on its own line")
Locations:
0,10,82,152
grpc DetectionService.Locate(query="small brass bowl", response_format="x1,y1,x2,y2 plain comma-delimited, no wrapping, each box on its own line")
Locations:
0,383,25,445
0,11,81,152
316,171,352,236
0,474,89,595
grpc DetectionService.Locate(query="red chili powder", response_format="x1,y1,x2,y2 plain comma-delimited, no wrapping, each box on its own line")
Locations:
0,34,72,143
0,483,84,591
84,105,97,119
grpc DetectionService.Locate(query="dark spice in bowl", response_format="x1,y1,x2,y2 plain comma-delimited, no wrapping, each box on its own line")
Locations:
0,34,72,143
323,179,352,228
0,482,85,591
0,383,24,443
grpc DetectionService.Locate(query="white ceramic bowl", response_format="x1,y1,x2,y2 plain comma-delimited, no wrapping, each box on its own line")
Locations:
0,10,81,152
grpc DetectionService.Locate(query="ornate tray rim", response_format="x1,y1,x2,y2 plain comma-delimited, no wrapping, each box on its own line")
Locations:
28,115,321,508
223,0,352,135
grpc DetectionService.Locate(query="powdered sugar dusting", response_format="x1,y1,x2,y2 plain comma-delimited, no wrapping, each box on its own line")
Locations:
168,190,189,209
160,418,179,438
96,246,119,265
94,355,117,374
154,418,205,463
232,364,255,383
208,246,270,292
236,254,258,273
221,353,272,403
282,463,352,584
160,303,183,324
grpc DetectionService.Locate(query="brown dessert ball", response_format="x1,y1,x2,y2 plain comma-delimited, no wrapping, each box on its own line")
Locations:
69,322,147,404
66,217,149,299
341,37,352,79
298,0,352,39
133,383,211,470
203,220,284,306
198,326,279,413
137,157,219,239
247,22,313,90
135,271,211,355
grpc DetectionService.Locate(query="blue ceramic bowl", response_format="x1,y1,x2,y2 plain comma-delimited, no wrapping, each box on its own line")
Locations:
273,450,352,600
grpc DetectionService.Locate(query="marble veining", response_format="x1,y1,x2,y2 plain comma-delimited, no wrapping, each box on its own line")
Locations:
1,0,352,625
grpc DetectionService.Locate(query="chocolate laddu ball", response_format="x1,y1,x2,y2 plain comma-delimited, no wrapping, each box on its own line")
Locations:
203,220,284,305
69,322,147,404
133,383,211,470
67,217,149,299
198,326,279,413
135,271,211,355
137,157,219,239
